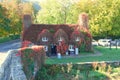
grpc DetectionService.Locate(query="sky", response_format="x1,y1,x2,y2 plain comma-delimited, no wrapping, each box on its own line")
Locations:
24,0,79,3
24,0,44,2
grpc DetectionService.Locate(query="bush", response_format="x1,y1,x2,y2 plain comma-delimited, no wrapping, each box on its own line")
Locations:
35,64,110,80
21,49,35,79
9,34,20,40
79,42,85,52
35,65,62,80
0,36,12,43
18,45,46,80
0,34,20,43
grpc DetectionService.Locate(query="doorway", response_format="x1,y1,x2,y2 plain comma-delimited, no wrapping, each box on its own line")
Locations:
51,44,57,56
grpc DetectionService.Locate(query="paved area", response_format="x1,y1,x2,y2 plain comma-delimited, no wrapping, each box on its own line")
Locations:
0,40,26,80
0,50,27,80
0,39,21,53
0,53,9,66
50,50,102,58
105,46,120,49
0,39,21,66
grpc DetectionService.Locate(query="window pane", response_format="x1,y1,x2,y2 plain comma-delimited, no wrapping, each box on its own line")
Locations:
42,37,48,42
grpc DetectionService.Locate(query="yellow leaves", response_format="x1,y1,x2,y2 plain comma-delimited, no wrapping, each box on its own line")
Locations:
17,3,34,16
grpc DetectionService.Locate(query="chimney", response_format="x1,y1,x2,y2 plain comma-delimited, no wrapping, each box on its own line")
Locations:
22,14,32,41
23,14,32,31
78,13,88,29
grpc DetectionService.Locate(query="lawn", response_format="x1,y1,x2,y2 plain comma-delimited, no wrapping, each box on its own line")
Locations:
46,46,120,64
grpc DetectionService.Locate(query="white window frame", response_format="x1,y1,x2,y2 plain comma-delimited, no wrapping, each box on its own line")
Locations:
44,45,48,52
69,45,74,51
58,37,63,42
42,37,48,42
76,37,80,41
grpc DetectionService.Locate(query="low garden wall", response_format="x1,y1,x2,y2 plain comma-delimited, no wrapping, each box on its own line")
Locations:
0,45,46,80
44,61,120,71
35,61,120,80
0,50,27,80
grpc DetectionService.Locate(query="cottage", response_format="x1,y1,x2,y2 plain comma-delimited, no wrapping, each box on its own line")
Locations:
22,13,92,56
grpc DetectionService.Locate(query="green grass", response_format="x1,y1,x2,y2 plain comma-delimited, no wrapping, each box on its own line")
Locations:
46,46,120,64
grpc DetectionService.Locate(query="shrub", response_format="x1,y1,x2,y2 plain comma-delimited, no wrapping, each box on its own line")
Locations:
35,64,110,80
17,43,46,80
0,36,11,43
0,34,20,43
21,48,34,79
35,65,61,80
79,42,85,52
9,34,20,40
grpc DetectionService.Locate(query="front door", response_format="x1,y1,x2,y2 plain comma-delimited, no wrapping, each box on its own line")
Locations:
51,44,57,56
44,45,48,52
69,45,75,55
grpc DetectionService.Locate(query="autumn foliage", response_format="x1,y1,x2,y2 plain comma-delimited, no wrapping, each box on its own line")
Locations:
17,41,46,80
57,41,68,55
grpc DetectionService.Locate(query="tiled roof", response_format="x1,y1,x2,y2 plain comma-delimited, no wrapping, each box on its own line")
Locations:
23,24,78,44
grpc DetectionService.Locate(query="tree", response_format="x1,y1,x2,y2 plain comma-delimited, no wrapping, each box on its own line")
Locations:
0,4,10,36
1,0,22,35
73,0,120,38
0,0,35,36
36,0,120,38
109,0,120,38
36,0,76,24
89,0,120,38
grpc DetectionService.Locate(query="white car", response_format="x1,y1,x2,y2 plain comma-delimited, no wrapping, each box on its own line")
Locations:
98,39,111,46
117,41,120,46
92,40,98,46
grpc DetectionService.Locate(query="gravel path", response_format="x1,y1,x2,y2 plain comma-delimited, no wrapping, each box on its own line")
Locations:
50,50,102,58
0,53,9,66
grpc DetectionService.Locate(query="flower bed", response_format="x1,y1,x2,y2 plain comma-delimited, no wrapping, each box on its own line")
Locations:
35,61,120,80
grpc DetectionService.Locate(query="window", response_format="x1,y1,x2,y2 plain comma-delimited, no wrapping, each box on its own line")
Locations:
69,45,74,51
76,37,80,41
44,45,48,51
58,37,63,42
42,37,48,42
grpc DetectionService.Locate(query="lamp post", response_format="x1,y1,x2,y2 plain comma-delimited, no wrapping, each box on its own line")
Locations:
116,39,118,50
109,40,111,50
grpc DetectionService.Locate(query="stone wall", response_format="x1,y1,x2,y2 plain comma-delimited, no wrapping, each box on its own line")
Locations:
0,50,27,80
47,61,120,70
1,48,120,80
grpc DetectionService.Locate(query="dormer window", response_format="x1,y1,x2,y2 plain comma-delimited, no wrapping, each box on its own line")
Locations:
58,37,63,42
42,37,48,42
76,37,80,41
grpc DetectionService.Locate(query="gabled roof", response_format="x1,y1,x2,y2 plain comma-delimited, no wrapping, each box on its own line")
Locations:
23,24,78,43
54,29,68,43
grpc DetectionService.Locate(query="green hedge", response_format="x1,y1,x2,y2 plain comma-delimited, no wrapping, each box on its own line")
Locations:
0,34,20,43
8,34,20,40
0,36,12,43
